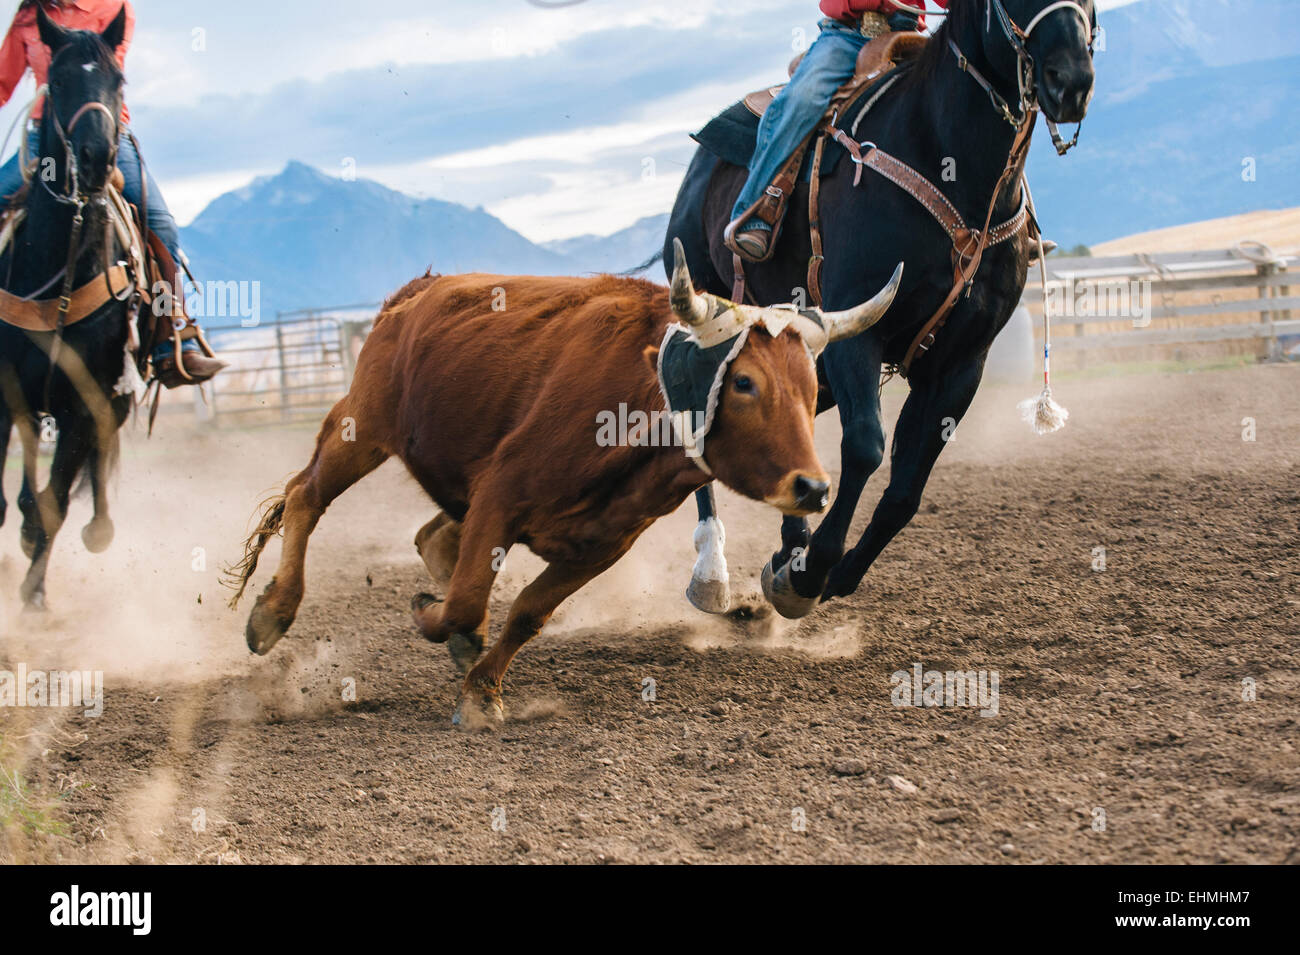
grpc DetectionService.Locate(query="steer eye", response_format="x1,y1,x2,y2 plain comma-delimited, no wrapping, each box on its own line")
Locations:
732,374,756,395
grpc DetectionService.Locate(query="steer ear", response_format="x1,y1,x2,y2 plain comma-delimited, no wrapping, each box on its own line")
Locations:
643,344,660,374
100,4,128,53
36,4,70,55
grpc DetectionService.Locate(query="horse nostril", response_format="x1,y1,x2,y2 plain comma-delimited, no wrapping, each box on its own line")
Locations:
792,475,830,511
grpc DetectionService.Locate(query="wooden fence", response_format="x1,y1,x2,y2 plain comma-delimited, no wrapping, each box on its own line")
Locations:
1019,242,1298,370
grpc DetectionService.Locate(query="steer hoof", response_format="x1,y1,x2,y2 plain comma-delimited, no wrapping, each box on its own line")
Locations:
446,631,485,675
760,559,820,620
246,598,290,655
451,687,504,731
81,517,114,553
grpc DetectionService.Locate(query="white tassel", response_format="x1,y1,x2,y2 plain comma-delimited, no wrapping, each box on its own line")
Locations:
1018,387,1069,434
1020,199,1068,436
113,343,147,400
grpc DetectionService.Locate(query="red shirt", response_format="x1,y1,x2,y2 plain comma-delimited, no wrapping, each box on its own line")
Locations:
0,0,135,123
819,0,948,32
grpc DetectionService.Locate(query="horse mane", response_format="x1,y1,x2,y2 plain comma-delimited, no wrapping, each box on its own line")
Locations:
901,0,982,89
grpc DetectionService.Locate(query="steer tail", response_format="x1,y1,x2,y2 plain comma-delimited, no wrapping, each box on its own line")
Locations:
222,492,287,609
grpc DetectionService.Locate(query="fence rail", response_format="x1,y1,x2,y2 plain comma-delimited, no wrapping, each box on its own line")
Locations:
154,241,1297,427
1021,243,1295,367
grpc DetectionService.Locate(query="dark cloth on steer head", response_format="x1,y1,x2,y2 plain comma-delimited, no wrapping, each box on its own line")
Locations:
657,304,826,472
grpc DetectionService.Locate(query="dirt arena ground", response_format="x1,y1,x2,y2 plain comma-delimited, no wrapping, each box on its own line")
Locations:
0,361,1296,864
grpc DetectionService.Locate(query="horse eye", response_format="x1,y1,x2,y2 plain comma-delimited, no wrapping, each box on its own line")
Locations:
733,374,756,395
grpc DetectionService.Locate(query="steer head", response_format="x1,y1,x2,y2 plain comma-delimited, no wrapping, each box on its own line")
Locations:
663,239,902,516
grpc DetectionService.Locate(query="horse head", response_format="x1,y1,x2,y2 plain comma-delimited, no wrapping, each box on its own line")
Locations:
36,3,127,197
991,0,1097,125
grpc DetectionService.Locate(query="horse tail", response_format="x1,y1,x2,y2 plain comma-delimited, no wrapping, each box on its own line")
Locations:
619,247,664,277
222,491,287,609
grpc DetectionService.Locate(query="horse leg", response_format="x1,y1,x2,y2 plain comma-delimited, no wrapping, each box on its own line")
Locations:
685,484,730,613
244,409,387,653
454,556,615,729
19,416,94,611
410,501,512,677
80,433,118,553
822,354,985,600
763,336,885,616
0,403,9,529
15,412,44,561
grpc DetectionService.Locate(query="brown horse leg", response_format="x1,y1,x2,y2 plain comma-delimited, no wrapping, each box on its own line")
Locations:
245,406,387,654
453,556,618,729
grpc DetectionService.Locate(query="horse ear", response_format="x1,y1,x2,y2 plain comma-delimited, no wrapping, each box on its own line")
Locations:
36,4,69,55
100,4,128,52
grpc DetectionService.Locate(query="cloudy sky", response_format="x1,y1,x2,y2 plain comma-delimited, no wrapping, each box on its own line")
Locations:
0,0,1138,242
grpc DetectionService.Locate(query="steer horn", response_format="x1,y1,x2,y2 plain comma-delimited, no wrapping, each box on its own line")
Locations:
810,262,905,347
669,237,711,327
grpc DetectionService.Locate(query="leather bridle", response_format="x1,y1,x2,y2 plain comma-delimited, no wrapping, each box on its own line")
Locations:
41,45,122,207
952,0,1097,154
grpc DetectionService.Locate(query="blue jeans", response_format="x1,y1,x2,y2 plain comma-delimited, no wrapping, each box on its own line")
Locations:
731,19,867,227
0,125,191,357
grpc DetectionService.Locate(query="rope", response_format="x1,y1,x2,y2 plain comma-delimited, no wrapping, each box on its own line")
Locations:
1018,178,1068,434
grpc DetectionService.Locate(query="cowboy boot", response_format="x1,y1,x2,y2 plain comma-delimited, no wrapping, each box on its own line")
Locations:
724,218,773,263
155,350,227,389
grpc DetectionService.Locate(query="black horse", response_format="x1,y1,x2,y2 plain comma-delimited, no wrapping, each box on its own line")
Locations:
0,5,138,610
665,0,1096,617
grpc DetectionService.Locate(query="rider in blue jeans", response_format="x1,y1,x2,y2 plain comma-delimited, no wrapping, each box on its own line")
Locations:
727,1,939,261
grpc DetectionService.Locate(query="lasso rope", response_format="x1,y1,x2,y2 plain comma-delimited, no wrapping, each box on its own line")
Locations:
1018,181,1068,434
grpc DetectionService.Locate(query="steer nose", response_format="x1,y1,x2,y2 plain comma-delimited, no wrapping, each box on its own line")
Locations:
793,475,830,513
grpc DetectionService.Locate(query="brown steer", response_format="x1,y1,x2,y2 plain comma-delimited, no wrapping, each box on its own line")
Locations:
228,240,900,726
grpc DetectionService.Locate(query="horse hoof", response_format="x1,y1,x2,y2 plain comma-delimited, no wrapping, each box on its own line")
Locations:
451,689,504,731
686,575,730,614
446,631,484,675
245,599,288,655
761,559,820,620
687,516,730,614
81,517,114,553
21,592,47,614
